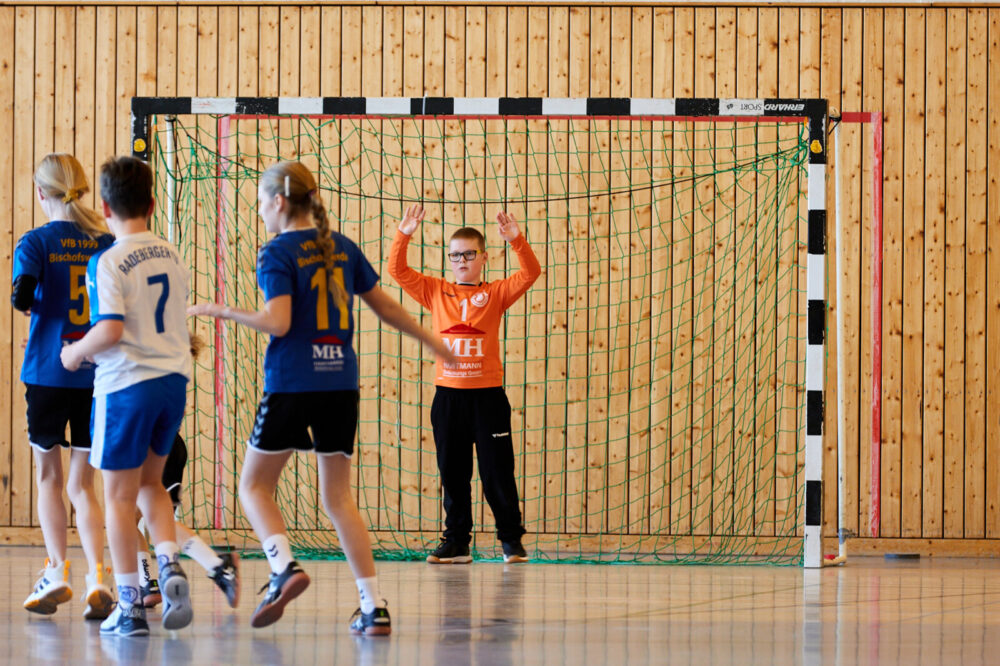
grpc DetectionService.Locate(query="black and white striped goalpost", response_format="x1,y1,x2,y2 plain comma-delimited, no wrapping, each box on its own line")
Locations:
131,95,828,567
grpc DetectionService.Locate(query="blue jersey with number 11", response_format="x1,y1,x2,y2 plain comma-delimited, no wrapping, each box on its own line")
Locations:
257,228,379,393
12,220,114,388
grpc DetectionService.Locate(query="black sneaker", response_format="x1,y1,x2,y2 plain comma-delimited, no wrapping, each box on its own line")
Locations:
100,602,150,637
426,539,472,564
140,578,161,608
250,561,310,628
501,540,528,563
349,604,392,636
159,561,193,630
208,552,241,608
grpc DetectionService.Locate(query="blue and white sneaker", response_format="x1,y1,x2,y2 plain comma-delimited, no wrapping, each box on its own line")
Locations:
250,561,310,628
159,561,193,630
100,603,150,637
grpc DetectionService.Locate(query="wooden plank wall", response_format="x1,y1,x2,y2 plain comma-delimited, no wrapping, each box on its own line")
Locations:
1,3,999,554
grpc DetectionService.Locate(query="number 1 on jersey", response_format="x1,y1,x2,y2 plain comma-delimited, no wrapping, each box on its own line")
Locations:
310,267,348,330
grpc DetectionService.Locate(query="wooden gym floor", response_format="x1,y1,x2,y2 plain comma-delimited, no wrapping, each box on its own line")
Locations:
1,545,998,665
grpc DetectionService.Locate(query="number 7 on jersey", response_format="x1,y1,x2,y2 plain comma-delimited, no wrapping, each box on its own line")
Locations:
147,273,170,333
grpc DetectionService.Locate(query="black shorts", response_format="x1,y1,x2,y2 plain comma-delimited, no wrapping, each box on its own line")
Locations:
25,384,94,451
162,434,187,507
248,390,359,456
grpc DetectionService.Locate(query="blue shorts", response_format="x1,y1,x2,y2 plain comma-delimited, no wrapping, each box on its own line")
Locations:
89,373,188,471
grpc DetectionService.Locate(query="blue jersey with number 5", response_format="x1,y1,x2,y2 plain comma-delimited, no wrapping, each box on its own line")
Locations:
12,221,113,388
256,228,378,392
87,231,192,396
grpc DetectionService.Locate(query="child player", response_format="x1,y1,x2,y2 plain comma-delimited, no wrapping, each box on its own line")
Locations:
189,161,455,634
61,156,194,637
13,153,115,619
388,205,541,564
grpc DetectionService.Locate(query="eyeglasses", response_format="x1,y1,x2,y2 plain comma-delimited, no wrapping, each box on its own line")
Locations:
448,250,480,262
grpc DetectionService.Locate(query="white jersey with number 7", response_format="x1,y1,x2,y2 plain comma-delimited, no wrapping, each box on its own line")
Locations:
86,230,192,396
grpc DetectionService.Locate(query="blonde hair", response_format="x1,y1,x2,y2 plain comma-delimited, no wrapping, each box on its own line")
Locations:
259,161,348,312
33,153,108,239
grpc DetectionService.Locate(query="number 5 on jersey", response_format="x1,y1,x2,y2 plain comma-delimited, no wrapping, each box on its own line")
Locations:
68,265,89,325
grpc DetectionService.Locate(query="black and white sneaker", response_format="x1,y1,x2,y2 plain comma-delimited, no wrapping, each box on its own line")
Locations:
100,603,150,637
159,561,193,630
250,561,310,628
140,578,161,608
208,552,241,608
501,540,529,563
426,539,472,564
349,604,392,636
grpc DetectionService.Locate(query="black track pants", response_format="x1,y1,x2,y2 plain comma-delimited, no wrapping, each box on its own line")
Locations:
430,386,526,545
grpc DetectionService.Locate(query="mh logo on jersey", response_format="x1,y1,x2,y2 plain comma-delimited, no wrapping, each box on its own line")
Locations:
441,324,485,358
312,334,345,360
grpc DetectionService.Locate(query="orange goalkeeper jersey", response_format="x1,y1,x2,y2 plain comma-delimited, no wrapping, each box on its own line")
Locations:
388,230,541,389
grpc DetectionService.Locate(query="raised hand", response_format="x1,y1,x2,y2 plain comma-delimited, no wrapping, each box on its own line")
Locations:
398,204,426,236
496,210,521,242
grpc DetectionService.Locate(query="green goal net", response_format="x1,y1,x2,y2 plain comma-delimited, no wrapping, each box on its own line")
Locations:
142,101,813,565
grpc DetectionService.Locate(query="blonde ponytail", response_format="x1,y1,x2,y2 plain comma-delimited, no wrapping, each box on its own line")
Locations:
34,153,108,239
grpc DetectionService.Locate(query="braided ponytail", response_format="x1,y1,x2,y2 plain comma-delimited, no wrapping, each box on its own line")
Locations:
309,194,349,312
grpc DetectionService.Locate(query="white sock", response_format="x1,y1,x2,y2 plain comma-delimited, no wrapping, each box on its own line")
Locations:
137,551,153,585
154,540,180,570
262,534,294,575
182,535,224,572
114,572,141,608
356,576,381,614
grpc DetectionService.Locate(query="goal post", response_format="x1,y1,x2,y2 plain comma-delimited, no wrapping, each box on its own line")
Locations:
131,96,828,567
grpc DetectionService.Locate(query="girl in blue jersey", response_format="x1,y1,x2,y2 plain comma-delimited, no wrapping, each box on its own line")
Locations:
12,153,115,620
189,161,454,634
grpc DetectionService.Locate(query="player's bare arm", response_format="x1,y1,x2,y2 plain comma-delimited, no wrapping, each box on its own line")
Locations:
188,296,292,337
60,319,124,372
358,285,457,365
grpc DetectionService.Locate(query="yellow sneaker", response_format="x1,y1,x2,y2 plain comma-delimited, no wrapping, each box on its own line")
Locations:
24,559,73,615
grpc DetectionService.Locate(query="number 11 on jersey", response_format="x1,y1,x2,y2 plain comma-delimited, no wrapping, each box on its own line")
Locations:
310,267,348,330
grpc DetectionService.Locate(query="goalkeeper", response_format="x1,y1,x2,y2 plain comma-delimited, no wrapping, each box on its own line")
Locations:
388,205,540,564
